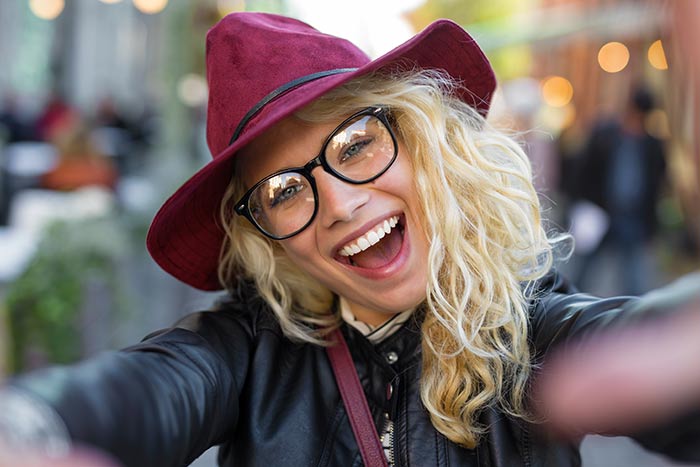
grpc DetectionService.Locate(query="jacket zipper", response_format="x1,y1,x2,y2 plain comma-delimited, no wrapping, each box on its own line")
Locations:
381,412,395,466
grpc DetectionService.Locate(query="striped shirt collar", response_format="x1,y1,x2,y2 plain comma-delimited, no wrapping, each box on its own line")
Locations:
339,296,415,344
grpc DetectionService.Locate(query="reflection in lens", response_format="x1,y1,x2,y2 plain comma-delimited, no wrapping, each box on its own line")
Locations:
326,115,395,182
250,172,315,237
265,174,284,200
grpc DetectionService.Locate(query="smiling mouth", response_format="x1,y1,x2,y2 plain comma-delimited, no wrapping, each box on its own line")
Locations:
336,215,405,268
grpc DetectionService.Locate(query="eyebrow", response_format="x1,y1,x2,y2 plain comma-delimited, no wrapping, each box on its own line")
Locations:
247,113,355,183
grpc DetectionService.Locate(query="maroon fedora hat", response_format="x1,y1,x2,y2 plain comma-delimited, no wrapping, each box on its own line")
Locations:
146,12,496,291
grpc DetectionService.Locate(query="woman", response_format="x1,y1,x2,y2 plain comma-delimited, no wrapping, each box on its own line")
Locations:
1,12,698,467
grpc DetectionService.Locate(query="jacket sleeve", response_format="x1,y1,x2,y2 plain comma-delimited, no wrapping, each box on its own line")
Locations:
530,271,700,462
5,307,255,467
529,271,636,359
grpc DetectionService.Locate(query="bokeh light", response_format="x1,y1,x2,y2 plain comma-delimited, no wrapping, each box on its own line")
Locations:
648,39,668,70
29,0,65,20
177,74,208,107
541,76,574,108
598,41,630,73
132,0,168,14
538,103,577,133
217,0,246,16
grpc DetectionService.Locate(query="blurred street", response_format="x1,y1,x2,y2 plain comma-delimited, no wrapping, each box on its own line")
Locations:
1,0,699,466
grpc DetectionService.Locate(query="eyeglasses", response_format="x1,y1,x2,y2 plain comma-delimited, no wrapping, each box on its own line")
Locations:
234,106,398,240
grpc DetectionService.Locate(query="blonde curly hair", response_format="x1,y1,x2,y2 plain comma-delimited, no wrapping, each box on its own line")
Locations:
218,69,556,448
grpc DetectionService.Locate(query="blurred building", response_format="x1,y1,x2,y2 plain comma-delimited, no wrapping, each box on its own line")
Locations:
524,0,697,254
0,1,165,119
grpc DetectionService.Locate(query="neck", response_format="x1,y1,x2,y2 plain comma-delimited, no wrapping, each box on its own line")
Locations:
343,298,394,327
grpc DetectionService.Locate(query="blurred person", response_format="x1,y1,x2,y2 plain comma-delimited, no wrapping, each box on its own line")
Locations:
535,0,700,454
92,96,156,174
0,12,698,467
94,97,131,132
573,85,667,295
40,120,118,192
91,97,134,173
0,93,33,144
34,92,79,143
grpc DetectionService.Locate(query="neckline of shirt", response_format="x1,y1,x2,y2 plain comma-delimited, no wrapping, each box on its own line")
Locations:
339,296,415,344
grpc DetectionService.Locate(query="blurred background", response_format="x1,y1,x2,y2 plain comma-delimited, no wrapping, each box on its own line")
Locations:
0,0,698,465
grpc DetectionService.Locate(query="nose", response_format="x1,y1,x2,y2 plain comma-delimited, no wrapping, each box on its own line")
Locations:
313,169,369,228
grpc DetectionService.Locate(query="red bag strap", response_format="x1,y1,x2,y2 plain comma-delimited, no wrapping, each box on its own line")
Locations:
326,328,389,467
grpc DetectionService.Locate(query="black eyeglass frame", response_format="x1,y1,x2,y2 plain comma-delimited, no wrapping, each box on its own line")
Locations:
234,106,398,240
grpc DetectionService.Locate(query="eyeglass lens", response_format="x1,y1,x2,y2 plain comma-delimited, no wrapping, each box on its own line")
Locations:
248,112,395,238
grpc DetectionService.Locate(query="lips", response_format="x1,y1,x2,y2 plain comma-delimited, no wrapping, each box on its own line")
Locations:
338,215,399,257
334,214,405,270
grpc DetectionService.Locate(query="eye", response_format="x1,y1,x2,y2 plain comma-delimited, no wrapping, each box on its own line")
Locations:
339,137,373,164
270,183,305,208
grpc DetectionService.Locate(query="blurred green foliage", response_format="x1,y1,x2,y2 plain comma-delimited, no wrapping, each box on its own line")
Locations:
409,0,535,28
3,216,129,373
408,0,537,80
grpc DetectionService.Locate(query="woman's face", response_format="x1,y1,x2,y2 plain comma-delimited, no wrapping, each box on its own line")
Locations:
237,112,430,325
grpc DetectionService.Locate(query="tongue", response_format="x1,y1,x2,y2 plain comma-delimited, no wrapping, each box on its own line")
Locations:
350,228,403,269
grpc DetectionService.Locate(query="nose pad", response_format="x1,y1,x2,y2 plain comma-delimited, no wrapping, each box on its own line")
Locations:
314,170,369,228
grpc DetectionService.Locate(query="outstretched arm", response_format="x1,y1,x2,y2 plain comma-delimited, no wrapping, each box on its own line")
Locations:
0,310,253,467
533,273,700,461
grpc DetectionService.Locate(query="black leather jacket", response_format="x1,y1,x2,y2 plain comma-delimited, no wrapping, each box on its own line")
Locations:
11,273,700,466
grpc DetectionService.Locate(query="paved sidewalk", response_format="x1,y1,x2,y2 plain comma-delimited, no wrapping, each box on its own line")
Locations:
582,435,698,467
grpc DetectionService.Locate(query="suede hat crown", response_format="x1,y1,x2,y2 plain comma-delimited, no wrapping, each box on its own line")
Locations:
146,12,496,290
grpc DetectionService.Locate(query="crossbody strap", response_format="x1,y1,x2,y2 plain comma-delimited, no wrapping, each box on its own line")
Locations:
326,328,389,467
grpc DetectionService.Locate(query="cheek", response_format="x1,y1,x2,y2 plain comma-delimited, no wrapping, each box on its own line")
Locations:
396,155,424,208
387,159,421,208
281,244,337,290
279,233,322,270
390,147,417,188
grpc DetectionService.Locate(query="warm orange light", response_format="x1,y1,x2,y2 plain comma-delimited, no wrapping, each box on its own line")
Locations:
541,76,574,108
217,0,246,16
648,40,668,70
132,0,168,14
29,0,64,20
598,42,630,73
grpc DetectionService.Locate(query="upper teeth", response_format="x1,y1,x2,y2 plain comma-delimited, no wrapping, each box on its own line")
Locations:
339,216,399,257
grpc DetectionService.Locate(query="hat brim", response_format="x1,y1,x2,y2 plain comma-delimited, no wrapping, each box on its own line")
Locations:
146,18,496,290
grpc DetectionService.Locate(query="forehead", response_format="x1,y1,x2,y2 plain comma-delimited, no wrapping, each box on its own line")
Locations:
235,115,338,188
